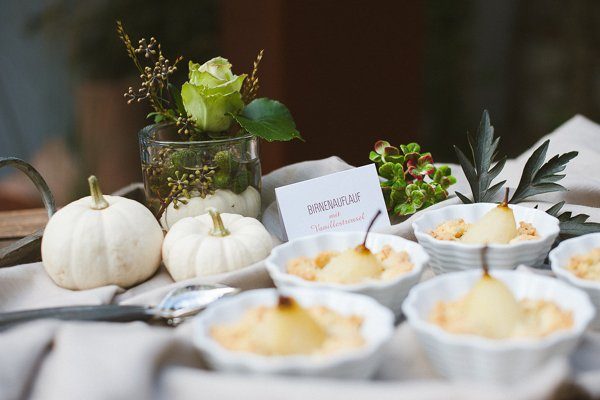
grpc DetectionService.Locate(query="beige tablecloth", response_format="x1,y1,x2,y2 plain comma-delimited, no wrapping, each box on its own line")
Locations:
1,115,599,400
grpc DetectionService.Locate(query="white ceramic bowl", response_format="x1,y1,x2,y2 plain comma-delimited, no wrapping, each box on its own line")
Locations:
550,233,600,329
402,270,594,382
265,232,429,316
193,287,394,379
412,203,560,274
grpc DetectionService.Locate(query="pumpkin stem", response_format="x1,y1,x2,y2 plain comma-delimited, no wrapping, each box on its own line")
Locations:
207,208,230,237
88,175,109,210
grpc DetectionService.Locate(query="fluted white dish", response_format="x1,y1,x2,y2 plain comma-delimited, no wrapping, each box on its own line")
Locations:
193,287,394,379
412,203,560,274
402,269,594,382
265,231,429,316
550,233,600,329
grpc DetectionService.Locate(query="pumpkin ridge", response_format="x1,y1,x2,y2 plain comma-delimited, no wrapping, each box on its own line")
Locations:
70,209,104,289
109,203,141,283
42,205,85,288
97,207,113,288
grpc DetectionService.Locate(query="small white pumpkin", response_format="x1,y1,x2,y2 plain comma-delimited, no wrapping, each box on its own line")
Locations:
160,186,261,230
41,176,164,290
162,208,272,280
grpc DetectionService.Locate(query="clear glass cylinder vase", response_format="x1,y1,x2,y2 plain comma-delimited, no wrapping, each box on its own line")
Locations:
139,123,261,229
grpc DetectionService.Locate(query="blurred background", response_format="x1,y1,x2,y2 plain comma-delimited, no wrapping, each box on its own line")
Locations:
0,0,598,210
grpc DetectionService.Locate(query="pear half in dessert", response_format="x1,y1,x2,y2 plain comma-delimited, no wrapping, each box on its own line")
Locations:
461,188,518,244
250,296,327,355
317,210,384,284
461,248,521,339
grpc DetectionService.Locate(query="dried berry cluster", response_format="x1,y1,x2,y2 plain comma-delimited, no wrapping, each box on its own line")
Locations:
118,21,182,113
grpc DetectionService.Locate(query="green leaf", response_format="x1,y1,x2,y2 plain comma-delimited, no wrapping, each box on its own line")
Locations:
230,98,302,142
390,187,407,205
147,111,170,123
455,191,473,204
374,140,391,154
378,162,396,180
485,180,508,201
384,154,404,164
395,202,416,216
510,140,578,203
168,83,185,116
369,151,381,163
454,110,509,203
400,143,420,155
545,201,565,217
544,202,600,238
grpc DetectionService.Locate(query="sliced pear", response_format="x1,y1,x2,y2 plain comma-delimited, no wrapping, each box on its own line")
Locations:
461,248,521,339
250,296,327,355
317,245,384,284
461,188,518,244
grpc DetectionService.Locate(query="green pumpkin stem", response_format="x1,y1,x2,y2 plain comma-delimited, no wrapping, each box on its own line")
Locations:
88,175,109,210
208,208,230,237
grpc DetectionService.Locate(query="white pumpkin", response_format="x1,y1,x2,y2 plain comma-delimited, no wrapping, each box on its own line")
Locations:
160,186,261,230
162,208,272,280
41,176,164,290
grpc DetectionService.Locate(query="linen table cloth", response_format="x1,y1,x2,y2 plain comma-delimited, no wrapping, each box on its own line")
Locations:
1,115,599,400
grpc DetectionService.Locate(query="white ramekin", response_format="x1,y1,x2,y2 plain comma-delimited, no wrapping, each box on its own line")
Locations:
402,269,594,382
193,287,394,379
550,232,600,329
265,231,429,316
412,203,560,274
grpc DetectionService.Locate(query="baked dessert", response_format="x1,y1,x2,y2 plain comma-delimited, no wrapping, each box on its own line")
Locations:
430,219,539,244
287,244,414,284
211,296,365,356
429,262,573,339
567,248,600,281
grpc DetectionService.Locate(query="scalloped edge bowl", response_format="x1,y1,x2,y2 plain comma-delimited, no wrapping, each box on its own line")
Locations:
550,232,600,329
412,203,560,274
193,287,394,379
402,269,594,382
265,231,429,316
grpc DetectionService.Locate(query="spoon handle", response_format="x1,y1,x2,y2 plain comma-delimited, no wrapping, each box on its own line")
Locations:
0,305,155,329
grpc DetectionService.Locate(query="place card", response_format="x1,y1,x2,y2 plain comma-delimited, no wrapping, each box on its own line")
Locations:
275,164,390,240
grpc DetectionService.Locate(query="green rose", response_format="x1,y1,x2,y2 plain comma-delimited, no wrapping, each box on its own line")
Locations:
181,57,246,132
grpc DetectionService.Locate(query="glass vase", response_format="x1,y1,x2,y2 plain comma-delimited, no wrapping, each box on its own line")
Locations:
139,123,261,229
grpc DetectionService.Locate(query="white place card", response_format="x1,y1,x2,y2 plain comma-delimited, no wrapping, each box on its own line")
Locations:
275,164,391,240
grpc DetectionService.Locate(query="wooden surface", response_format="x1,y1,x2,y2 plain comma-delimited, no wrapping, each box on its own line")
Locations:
0,208,48,249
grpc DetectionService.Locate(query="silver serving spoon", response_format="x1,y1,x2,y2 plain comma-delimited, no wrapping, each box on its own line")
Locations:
0,284,240,329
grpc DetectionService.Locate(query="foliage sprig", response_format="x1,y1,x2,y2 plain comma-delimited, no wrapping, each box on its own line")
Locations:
543,202,600,238
455,110,597,237
453,110,506,203
370,141,456,216
510,141,577,203
117,21,182,119
118,22,301,143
